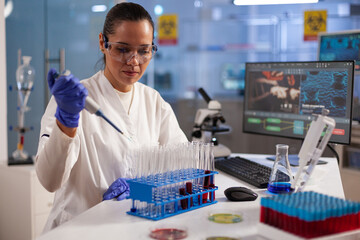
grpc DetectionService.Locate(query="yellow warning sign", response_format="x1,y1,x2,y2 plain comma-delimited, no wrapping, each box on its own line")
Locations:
158,14,178,45
304,10,327,41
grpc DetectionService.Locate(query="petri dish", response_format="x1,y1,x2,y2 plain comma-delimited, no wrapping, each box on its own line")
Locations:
149,227,188,240
208,211,243,224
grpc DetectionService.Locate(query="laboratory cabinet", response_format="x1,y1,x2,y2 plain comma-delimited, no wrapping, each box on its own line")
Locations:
336,124,360,201
0,163,54,240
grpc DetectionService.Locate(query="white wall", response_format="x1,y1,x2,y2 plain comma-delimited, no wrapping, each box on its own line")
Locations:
0,0,8,163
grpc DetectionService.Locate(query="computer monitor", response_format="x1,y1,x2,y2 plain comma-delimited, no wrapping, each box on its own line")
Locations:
243,61,355,145
318,30,360,72
318,30,360,121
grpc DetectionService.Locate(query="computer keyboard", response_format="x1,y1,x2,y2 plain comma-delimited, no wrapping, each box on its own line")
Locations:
215,156,290,188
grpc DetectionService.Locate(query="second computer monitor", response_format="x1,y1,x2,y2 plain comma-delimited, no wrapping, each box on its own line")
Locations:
318,30,360,72
243,61,355,145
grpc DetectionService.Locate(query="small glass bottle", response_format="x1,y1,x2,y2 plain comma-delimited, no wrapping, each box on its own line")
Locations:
267,144,294,194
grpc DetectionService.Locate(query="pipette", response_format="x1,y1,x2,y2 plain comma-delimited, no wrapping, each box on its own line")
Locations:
54,70,132,141
291,109,335,192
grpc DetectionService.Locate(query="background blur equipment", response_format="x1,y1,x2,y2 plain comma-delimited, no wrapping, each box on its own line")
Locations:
9,56,35,165
192,88,231,158
292,108,336,192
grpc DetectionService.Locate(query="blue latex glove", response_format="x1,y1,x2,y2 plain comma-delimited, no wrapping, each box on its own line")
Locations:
103,178,130,201
47,68,88,128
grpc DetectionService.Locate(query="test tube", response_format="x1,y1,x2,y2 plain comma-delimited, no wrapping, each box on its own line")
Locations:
191,141,200,205
142,147,152,216
132,148,141,213
198,142,205,189
184,142,194,207
202,143,211,203
208,143,216,201
155,145,165,217
149,146,158,217
162,147,174,214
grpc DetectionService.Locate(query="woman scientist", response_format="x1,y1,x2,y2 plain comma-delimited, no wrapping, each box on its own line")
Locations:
35,2,188,232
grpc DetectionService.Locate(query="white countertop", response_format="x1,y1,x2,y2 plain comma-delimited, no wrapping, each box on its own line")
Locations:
37,154,345,240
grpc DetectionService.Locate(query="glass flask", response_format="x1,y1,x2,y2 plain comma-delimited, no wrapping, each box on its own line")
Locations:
16,56,35,91
267,144,294,194
12,56,35,161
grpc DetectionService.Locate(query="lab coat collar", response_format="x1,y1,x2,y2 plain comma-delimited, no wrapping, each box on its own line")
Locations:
97,71,136,137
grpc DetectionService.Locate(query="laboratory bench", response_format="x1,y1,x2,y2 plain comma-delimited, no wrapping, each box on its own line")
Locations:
36,154,360,240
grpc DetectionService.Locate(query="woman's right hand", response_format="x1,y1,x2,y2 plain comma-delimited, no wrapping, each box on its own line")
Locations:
47,68,88,130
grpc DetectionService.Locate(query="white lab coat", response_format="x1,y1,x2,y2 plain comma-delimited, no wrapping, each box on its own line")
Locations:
35,71,188,233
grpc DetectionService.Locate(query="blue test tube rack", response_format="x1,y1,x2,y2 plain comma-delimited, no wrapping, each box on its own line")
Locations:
126,169,218,220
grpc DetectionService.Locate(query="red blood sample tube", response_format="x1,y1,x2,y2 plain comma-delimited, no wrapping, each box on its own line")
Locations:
186,182,193,207
203,170,211,203
179,188,187,210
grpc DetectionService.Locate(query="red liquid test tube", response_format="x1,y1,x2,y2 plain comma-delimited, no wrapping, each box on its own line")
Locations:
179,188,188,210
186,182,193,207
203,170,211,203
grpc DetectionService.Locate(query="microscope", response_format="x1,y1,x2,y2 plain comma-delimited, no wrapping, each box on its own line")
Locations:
191,88,231,158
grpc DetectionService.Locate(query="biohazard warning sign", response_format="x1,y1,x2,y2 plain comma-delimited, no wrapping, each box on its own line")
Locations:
158,15,178,45
304,10,327,41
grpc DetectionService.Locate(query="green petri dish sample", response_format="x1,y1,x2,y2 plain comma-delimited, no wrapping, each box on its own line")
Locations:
208,213,243,224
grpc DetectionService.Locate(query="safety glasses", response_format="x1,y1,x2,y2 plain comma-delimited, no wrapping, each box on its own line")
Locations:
104,35,158,64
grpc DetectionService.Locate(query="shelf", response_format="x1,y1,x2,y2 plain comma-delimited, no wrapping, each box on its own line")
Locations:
185,44,273,54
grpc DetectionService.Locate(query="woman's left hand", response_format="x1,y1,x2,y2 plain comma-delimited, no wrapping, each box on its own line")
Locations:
103,178,130,201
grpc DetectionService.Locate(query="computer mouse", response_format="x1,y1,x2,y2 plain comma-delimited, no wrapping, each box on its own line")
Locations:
224,187,258,202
